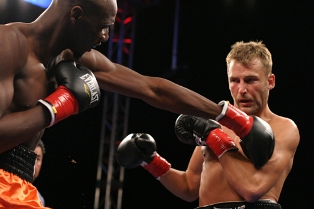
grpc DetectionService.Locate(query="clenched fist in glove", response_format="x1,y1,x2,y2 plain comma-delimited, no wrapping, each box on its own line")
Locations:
175,113,274,168
215,101,275,168
175,115,238,158
116,133,171,180
38,60,101,127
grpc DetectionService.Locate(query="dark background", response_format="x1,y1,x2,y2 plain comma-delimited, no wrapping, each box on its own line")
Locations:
1,0,313,208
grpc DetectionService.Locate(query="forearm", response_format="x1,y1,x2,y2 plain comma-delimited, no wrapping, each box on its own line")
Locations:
116,134,202,202
159,168,199,202
82,50,222,118
219,152,272,202
91,64,221,119
141,77,221,119
0,105,49,153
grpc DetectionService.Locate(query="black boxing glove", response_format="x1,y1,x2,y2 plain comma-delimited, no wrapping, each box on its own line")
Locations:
38,60,101,127
216,101,275,168
116,133,171,180
175,115,238,158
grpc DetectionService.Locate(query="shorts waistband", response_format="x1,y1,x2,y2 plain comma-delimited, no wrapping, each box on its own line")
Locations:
196,201,282,209
0,144,36,183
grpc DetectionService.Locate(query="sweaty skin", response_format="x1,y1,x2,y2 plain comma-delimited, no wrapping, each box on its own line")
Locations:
159,57,299,206
0,0,221,154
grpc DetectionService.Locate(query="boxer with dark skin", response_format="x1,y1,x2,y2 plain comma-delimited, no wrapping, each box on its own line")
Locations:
0,0,220,154
0,0,275,207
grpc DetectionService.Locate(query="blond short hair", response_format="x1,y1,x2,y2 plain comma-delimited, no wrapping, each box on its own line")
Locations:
226,41,273,75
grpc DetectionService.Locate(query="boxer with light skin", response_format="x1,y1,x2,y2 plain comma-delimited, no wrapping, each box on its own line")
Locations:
0,0,276,207
34,139,46,206
116,41,300,209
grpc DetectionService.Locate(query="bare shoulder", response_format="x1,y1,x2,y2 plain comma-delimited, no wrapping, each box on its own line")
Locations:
270,114,300,149
270,114,298,131
0,23,29,71
0,23,29,52
272,114,297,127
80,49,115,73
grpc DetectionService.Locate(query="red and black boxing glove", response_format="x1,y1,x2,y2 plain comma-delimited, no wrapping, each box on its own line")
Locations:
175,115,238,158
116,133,171,180
215,101,275,168
38,60,101,127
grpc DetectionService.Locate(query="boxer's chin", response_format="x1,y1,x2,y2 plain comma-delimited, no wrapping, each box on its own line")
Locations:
241,106,260,116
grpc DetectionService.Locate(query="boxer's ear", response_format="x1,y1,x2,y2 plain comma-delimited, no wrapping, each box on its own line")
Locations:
268,74,275,90
70,6,83,23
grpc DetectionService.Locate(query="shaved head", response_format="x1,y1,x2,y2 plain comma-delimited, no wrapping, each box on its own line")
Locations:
63,0,117,17
43,0,117,60
52,0,117,18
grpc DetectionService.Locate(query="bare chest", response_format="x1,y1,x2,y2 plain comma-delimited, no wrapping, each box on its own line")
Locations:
201,147,223,179
8,57,54,113
199,147,242,203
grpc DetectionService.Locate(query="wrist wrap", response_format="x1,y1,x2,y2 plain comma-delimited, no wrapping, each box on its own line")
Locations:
216,100,253,138
142,153,171,180
38,86,79,127
206,128,238,158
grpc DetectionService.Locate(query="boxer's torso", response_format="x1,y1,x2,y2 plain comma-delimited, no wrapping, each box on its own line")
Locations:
0,23,56,150
198,122,284,206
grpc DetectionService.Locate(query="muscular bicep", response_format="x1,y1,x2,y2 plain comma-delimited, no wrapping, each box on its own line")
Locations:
220,119,300,201
0,78,14,116
0,45,14,114
0,26,27,116
266,119,300,176
252,124,299,196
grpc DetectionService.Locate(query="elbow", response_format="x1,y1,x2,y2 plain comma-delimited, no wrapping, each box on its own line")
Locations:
241,189,264,203
238,184,266,203
243,195,260,203
186,198,198,203
176,189,199,202
181,194,199,202
231,175,273,203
